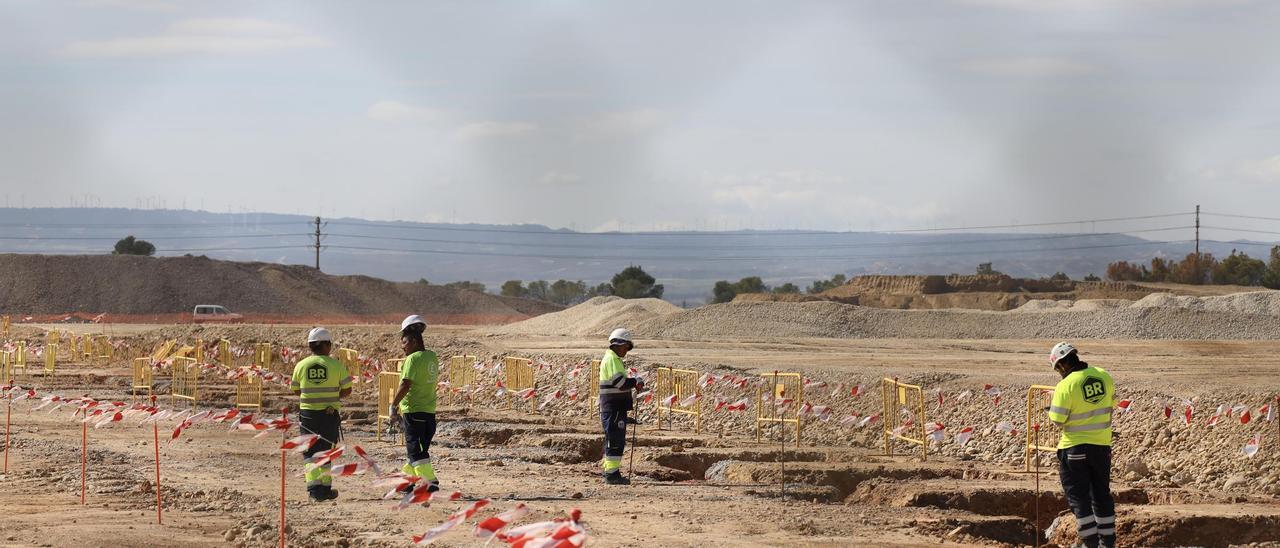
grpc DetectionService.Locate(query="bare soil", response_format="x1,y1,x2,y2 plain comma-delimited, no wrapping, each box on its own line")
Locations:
2,328,1279,547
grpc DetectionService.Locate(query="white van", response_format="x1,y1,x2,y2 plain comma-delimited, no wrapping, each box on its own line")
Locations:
192,305,244,323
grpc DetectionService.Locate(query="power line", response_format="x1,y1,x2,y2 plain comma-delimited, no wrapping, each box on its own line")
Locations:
323,226,1193,252
1200,212,1280,223
0,233,308,241
326,211,1192,237
323,239,1189,263
1201,226,1280,236
0,221,307,228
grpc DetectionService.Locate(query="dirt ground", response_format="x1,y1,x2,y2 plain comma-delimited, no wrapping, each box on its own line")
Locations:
3,326,1280,547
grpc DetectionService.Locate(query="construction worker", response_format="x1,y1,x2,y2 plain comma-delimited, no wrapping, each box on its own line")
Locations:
290,327,352,502
389,314,442,492
1046,342,1116,548
598,328,644,485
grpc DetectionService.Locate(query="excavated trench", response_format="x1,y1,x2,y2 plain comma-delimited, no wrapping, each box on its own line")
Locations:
652,449,1280,546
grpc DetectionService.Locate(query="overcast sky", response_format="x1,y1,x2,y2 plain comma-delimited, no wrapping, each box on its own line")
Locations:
3,0,1280,236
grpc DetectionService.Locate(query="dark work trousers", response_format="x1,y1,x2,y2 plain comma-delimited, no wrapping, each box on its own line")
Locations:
600,409,629,474
299,409,341,494
1057,444,1116,548
403,412,437,464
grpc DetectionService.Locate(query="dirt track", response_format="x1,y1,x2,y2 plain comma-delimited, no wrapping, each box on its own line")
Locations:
3,326,1280,547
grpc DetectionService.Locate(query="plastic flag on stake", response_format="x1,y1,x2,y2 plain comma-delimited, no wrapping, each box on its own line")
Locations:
955,426,975,447
281,434,318,453
857,414,880,429
1115,399,1132,416
1243,433,1261,458
412,498,490,545
474,503,530,539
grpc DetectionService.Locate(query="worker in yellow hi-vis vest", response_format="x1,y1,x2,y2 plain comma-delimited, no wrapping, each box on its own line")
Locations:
290,327,352,502
598,328,644,485
390,315,443,494
1046,342,1116,548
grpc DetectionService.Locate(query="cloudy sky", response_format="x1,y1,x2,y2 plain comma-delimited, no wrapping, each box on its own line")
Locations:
3,0,1280,234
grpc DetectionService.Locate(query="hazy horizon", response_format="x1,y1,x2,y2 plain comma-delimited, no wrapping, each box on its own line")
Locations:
4,1,1280,241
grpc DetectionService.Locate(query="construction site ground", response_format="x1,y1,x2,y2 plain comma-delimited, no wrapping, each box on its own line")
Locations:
3,326,1280,547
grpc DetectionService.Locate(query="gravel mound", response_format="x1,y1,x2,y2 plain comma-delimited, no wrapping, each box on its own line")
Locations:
1131,291,1280,315
633,300,1280,340
1013,299,1130,313
491,296,683,337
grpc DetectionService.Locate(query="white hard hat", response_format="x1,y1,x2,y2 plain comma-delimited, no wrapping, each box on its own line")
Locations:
400,314,427,333
608,328,633,346
307,327,332,343
1049,342,1077,366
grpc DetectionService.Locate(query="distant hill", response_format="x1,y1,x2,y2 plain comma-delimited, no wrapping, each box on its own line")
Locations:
0,207,1268,303
0,253,561,320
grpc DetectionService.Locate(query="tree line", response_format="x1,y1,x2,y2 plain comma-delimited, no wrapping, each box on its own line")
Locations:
1106,248,1280,288
711,273,848,304
498,266,664,305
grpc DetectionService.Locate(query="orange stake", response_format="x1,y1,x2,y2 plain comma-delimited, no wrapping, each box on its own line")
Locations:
152,396,162,525
280,407,287,548
1034,423,1042,548
81,421,87,505
4,393,10,474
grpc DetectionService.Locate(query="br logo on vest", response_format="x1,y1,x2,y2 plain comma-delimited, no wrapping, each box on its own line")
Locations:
1082,376,1107,404
307,364,329,383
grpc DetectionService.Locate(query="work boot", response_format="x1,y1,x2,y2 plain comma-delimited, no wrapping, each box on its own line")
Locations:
426,480,440,493
395,482,414,496
308,487,328,502
603,472,631,485
318,486,339,501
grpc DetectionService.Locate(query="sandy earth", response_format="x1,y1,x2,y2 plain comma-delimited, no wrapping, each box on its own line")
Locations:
3,327,1280,547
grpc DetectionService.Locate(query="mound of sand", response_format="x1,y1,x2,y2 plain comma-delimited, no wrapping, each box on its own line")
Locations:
490,296,683,337
1012,299,1131,313
631,297,1280,341
1130,291,1280,316
0,254,562,318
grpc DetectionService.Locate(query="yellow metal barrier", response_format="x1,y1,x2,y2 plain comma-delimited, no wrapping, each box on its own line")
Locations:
376,371,402,442
93,336,112,363
81,335,93,360
882,377,928,461
217,339,232,367
1,351,10,386
169,345,194,360
1024,385,1058,472
388,358,405,372
447,355,478,388
13,342,25,375
655,366,703,433
46,330,60,346
151,339,176,364
131,357,154,401
253,343,273,372
756,372,803,444
171,357,199,406
194,338,205,364
43,343,58,377
336,348,362,392
504,357,536,413
587,359,601,402
235,373,263,410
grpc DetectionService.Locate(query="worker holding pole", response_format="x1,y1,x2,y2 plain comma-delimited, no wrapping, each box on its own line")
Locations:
390,315,442,493
598,328,644,485
1046,342,1116,548
289,327,352,502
